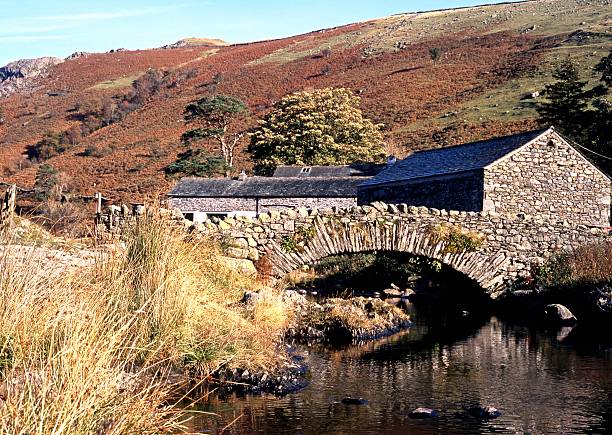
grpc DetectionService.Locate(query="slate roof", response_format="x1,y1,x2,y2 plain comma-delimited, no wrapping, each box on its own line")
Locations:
273,163,386,178
361,128,549,186
168,176,364,198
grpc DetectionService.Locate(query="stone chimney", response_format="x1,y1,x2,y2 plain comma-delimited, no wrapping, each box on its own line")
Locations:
238,170,247,181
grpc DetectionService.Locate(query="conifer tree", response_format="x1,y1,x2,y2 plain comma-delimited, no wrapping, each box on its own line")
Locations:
595,51,612,86
181,94,248,169
536,59,593,141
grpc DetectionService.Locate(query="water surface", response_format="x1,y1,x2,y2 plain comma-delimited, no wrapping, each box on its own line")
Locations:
191,305,612,434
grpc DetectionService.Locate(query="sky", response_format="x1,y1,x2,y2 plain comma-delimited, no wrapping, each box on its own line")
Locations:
0,0,519,66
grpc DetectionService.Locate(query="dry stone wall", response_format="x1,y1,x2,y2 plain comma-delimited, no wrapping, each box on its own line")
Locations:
168,196,357,214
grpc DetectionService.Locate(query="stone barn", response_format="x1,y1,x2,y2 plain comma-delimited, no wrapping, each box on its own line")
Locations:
359,127,611,227
167,164,384,223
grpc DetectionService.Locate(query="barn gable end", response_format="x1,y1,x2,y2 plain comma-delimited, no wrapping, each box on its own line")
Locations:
483,129,611,226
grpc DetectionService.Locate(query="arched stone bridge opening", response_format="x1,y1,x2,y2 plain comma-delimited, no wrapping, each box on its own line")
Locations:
202,202,609,298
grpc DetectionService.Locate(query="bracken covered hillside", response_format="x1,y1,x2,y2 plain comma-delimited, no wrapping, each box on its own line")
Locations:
0,0,610,202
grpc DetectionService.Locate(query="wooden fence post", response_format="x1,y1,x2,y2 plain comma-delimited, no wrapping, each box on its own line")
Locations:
0,184,16,228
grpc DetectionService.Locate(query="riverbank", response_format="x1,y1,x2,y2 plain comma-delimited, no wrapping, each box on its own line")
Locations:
0,215,416,432
2,214,610,432
0,215,293,433
495,242,612,326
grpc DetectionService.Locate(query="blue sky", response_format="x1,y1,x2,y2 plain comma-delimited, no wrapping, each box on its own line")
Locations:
0,0,518,65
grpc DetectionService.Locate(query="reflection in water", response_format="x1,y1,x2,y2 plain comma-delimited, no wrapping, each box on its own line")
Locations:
189,305,612,434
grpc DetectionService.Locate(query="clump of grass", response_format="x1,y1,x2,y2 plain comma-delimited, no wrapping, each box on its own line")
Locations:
0,230,184,433
536,242,612,287
428,223,485,254
0,211,290,433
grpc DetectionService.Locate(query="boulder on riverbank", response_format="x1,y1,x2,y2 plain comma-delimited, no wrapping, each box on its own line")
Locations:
283,291,412,343
593,286,612,314
544,304,577,325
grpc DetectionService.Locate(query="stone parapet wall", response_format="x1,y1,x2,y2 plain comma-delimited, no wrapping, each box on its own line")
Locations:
196,201,609,297
95,200,610,297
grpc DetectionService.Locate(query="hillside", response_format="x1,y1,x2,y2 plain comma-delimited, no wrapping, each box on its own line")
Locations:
0,0,610,203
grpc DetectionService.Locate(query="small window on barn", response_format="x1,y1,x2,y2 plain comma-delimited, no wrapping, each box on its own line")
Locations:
183,212,194,222
300,166,311,174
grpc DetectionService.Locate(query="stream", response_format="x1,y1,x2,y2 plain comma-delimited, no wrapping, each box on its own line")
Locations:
188,302,612,434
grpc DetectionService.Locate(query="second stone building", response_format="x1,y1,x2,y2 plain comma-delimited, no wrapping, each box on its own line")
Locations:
359,127,611,227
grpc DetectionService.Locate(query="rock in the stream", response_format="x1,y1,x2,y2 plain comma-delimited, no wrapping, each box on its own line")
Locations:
341,396,368,405
401,288,415,299
285,295,412,343
467,405,501,419
383,288,402,298
409,407,439,418
544,304,577,325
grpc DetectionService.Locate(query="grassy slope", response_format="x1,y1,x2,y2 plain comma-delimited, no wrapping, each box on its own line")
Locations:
0,0,610,202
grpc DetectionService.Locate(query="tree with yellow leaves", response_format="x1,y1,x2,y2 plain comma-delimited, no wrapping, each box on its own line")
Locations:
249,88,385,175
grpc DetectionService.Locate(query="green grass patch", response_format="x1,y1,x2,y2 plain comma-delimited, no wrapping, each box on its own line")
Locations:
89,73,144,90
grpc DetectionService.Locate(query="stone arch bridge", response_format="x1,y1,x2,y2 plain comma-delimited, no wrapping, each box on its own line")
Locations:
199,202,610,298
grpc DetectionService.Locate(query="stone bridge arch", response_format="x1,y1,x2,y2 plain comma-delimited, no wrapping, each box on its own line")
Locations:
201,202,609,298
265,214,510,293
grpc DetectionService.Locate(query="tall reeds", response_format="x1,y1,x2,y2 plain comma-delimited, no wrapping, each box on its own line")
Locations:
0,211,289,433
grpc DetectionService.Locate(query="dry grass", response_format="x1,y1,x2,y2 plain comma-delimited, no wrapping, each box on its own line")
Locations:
538,242,612,287
0,212,289,434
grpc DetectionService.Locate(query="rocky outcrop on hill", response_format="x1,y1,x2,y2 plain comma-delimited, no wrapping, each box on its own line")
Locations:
65,51,91,60
0,57,63,97
162,37,227,49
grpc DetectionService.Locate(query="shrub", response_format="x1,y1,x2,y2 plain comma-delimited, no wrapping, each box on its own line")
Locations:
34,164,60,201
36,200,92,238
28,131,71,161
536,242,612,287
129,69,166,106
83,143,112,158
280,225,316,253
